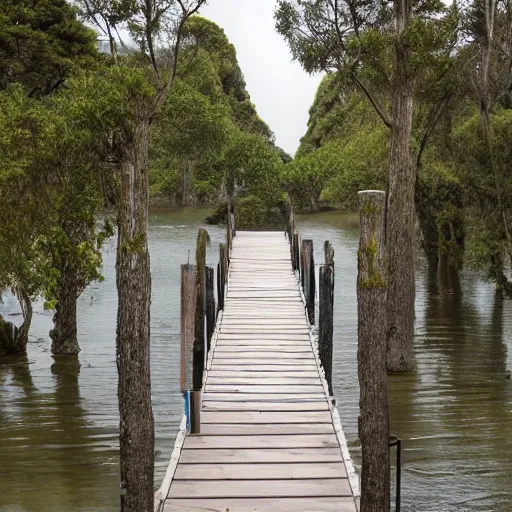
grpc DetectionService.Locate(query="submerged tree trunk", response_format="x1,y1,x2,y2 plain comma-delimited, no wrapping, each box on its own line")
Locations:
0,287,33,356
116,117,154,512
386,0,416,373
50,263,80,355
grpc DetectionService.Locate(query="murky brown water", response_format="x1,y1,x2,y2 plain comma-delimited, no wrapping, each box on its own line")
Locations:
1,209,511,511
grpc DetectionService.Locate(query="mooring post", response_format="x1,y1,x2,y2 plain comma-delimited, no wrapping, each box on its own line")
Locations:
205,266,215,351
357,190,390,512
319,241,334,395
189,390,201,434
194,229,209,391
301,239,315,324
227,198,233,257
293,232,300,274
180,264,196,393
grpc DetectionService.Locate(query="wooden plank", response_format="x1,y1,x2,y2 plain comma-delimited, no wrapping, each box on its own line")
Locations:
184,434,339,450
217,334,311,340
202,392,326,401
169,478,352,498
207,377,322,386
212,358,316,365
201,410,332,424
207,370,320,378
174,462,347,480
199,423,335,435
165,497,357,512
205,384,324,393
221,319,305,324
209,365,319,372
214,339,311,346
214,346,312,353
212,352,314,359
202,400,329,411
220,327,310,332
179,447,344,464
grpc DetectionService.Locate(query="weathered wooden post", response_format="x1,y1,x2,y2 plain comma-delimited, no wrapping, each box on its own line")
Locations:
194,229,209,391
205,266,215,351
181,264,201,434
301,239,315,324
288,211,295,267
357,190,390,512
189,390,201,434
217,243,227,314
227,198,233,257
293,232,300,273
319,241,334,395
180,264,196,393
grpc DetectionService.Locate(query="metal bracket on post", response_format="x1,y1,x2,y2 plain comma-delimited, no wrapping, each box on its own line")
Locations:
389,435,402,512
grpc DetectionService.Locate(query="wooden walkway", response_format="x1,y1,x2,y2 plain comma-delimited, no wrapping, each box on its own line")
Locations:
160,231,359,512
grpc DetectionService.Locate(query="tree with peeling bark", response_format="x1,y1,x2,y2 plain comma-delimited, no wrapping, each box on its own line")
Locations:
77,1,206,510
275,0,456,372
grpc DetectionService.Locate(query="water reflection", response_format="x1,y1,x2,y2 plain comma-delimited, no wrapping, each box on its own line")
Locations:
0,355,119,512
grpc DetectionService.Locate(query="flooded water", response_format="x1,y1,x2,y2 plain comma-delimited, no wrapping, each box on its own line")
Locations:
1,209,511,511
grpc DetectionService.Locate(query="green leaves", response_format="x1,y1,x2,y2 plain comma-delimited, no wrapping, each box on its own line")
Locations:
0,0,99,95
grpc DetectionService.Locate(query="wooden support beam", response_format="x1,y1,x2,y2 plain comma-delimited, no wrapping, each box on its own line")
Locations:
301,239,315,325
319,265,334,395
217,243,227,314
189,390,201,434
194,229,210,391
180,264,196,392
293,232,300,273
324,240,334,267
206,266,215,352
357,190,390,512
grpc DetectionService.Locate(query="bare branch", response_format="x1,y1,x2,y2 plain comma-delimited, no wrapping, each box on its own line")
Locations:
351,72,393,128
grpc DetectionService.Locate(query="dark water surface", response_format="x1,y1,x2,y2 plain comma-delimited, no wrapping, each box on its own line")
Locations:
1,209,511,511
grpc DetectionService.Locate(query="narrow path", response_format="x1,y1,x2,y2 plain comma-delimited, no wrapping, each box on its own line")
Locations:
164,231,358,511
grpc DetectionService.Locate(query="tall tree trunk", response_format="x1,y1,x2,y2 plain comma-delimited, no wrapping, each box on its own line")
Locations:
386,0,416,373
50,263,80,355
116,117,154,512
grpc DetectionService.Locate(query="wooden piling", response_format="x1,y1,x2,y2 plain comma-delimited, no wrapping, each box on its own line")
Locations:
227,199,234,257
301,239,315,324
319,241,334,395
217,243,227,314
293,232,300,273
205,266,215,352
180,264,196,392
194,229,210,391
357,190,390,512
324,239,334,267
189,390,201,434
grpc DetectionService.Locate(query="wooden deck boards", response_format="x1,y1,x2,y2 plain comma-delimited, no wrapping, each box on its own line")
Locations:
162,231,357,512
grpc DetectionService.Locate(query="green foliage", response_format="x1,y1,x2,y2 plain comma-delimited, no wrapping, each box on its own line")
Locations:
0,0,99,95
0,64,121,311
235,195,288,231
286,76,388,211
149,16,280,207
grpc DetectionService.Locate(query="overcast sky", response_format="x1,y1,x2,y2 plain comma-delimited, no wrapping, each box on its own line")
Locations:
199,1,322,155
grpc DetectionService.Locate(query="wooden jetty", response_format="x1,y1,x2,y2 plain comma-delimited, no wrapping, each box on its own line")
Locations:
156,231,359,512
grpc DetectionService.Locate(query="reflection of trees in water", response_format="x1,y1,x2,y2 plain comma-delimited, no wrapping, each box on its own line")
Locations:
0,356,118,512
418,267,511,510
